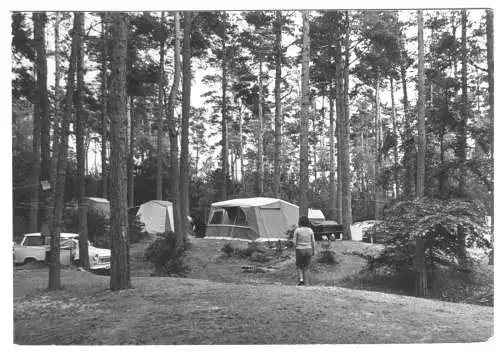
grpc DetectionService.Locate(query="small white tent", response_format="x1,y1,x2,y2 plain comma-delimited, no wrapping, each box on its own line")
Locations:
136,200,174,234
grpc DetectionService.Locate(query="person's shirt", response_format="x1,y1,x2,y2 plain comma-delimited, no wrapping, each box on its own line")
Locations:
293,226,315,250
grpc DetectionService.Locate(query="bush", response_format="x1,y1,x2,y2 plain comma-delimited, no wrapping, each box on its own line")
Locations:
236,242,265,258
250,251,270,262
128,211,147,244
317,250,339,265
143,231,189,276
221,243,234,257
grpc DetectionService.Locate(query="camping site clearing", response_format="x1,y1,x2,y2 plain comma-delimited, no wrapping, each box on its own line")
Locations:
13,238,494,344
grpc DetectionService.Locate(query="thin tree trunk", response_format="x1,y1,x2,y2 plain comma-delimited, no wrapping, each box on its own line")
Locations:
328,86,337,221
179,11,194,248
156,12,166,200
341,11,352,240
415,10,428,298
390,77,399,198
109,12,131,291
400,50,413,199
128,96,135,208
456,10,469,265
374,74,382,220
50,12,61,190
221,13,229,200
273,10,283,198
100,12,109,199
257,60,264,196
299,11,310,217
29,13,44,233
75,13,89,270
34,12,51,235
167,12,182,241
239,100,245,188
49,12,80,291
486,9,494,265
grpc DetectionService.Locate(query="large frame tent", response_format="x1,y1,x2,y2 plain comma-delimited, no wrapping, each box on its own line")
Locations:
204,197,299,241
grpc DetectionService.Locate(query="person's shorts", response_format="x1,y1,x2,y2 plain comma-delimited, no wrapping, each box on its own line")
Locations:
295,248,313,268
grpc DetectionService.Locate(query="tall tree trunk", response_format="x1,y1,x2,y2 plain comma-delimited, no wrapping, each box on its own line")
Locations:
179,11,194,248
156,12,166,200
458,10,468,197
30,12,49,233
100,12,109,199
486,9,494,265
299,11,310,217
109,12,131,291
415,10,428,298
328,85,337,221
49,12,80,291
167,12,181,237
456,10,469,264
34,12,51,235
333,11,346,224
47,12,61,233
400,48,413,199
239,100,245,188
50,12,61,189
374,74,382,220
128,96,135,208
221,14,229,200
390,77,399,198
257,60,264,196
75,13,90,270
341,11,352,240
273,10,283,198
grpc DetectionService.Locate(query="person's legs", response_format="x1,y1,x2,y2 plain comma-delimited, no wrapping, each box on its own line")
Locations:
296,266,304,283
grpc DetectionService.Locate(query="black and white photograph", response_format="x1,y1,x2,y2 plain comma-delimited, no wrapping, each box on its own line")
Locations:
9,3,495,347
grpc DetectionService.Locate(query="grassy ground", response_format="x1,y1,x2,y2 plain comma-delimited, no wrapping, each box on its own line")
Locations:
13,237,494,345
13,268,493,344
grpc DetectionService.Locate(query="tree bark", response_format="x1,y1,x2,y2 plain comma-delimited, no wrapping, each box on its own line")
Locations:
75,13,90,270
390,77,399,198
456,10,469,265
50,12,61,190
179,11,194,248
299,11,310,217
414,10,429,298
374,74,382,220
29,12,45,233
221,13,229,201
100,12,109,199
257,60,264,196
486,9,494,265
328,85,337,221
341,11,352,240
167,12,182,237
49,12,80,291
400,46,413,199
34,12,51,234
273,10,283,198
156,11,166,200
109,12,131,291
128,96,135,208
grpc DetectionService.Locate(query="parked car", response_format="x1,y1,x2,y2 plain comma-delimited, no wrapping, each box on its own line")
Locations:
13,233,111,271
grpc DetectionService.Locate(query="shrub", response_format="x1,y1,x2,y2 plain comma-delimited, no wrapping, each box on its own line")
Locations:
221,243,234,257
128,211,147,244
143,231,189,276
250,251,271,263
236,242,265,258
317,250,339,265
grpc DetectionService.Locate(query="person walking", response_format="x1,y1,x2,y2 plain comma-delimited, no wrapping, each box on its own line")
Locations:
293,215,315,285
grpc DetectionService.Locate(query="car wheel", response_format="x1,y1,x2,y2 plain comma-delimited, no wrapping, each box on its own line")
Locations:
24,257,37,265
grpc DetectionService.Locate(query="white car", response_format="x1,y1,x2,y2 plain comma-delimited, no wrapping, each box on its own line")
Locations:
13,233,111,271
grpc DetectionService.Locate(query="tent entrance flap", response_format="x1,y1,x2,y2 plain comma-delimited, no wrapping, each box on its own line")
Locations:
259,207,286,238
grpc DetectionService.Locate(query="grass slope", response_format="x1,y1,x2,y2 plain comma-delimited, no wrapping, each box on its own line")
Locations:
14,268,493,345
